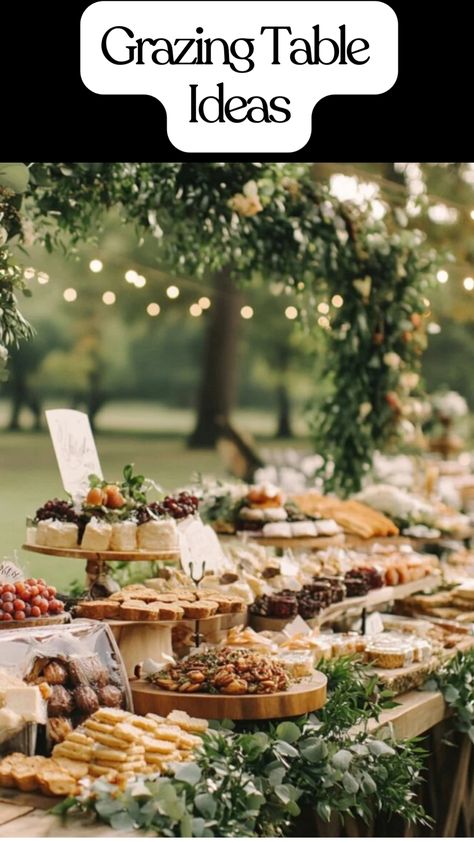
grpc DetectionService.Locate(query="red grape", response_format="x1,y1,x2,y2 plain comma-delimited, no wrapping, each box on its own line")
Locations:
39,599,49,614
0,610,4,620
3,584,14,594
13,599,25,612
3,602,13,613
3,613,12,621
37,579,46,586
32,595,43,607
26,578,37,586
31,605,41,618
29,586,39,598
46,586,57,597
14,611,26,621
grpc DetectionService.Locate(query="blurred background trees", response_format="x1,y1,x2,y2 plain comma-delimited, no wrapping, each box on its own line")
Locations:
1,163,473,440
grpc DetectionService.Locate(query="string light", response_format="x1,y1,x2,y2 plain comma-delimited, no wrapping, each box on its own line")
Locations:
63,288,77,302
317,302,330,314
89,259,103,273
189,303,202,317
37,272,49,285
240,305,254,319
102,291,116,305
134,275,146,288
146,302,160,316
331,294,344,308
166,285,180,299
436,269,448,284
125,270,138,284
471,210,474,221
23,267,35,281
427,322,441,334
285,306,298,320
198,296,211,309
464,277,474,291
318,316,330,328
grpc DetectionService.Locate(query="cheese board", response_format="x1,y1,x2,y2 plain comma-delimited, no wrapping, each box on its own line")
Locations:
132,671,327,720
23,543,181,562
0,613,69,630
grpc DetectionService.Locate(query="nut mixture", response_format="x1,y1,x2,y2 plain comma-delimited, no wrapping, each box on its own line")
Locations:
149,647,290,695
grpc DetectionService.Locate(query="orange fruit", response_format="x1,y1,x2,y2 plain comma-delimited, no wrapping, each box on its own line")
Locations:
86,487,106,506
104,485,126,508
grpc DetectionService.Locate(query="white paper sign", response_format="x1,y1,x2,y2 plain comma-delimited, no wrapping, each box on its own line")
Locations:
177,516,227,578
280,557,299,577
365,611,384,636
0,559,24,583
283,614,311,637
45,409,103,497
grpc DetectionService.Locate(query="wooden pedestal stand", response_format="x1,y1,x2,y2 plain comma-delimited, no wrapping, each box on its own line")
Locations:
23,543,181,594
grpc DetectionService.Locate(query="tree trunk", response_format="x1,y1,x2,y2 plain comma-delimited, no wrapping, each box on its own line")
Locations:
188,267,242,448
275,384,293,438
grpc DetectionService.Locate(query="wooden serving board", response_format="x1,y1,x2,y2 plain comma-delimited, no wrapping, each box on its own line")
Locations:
0,613,69,630
23,543,181,562
132,671,327,720
249,575,441,633
244,534,345,550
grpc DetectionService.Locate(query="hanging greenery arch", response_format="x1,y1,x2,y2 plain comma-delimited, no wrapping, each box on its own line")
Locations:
0,163,440,494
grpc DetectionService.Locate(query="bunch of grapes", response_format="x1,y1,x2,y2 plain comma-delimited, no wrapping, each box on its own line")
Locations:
35,499,78,523
0,579,64,622
136,492,199,523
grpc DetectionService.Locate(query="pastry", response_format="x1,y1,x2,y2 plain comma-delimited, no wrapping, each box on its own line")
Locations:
97,684,123,707
44,521,78,549
148,602,184,620
238,506,266,522
137,519,178,551
180,600,219,619
91,707,130,724
262,522,292,538
43,660,68,685
110,521,137,552
47,716,73,743
48,685,74,717
76,600,120,620
119,600,161,621
166,709,208,733
365,642,413,669
73,686,100,714
290,521,318,538
67,655,109,688
267,593,298,619
81,518,112,551
314,519,341,537
35,519,54,545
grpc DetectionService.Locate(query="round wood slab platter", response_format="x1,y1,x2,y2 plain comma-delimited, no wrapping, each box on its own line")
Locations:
132,671,327,720
23,543,181,562
0,613,69,630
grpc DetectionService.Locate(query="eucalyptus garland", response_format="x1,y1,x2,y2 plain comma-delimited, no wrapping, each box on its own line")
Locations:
53,658,430,836
25,163,440,493
424,649,474,743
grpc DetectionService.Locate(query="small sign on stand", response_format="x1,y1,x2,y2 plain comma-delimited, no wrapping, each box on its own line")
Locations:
45,409,103,497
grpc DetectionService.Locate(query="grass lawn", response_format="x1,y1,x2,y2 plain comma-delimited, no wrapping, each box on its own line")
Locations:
0,399,311,591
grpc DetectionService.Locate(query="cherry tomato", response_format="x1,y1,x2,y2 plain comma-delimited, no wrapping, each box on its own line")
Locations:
13,599,25,611
14,611,26,621
31,605,41,618
3,602,14,614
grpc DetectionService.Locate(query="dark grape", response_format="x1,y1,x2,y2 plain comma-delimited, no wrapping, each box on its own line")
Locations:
35,499,78,523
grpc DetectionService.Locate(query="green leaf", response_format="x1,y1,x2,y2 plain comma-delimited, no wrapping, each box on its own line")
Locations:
109,811,136,831
275,721,301,743
173,762,202,785
274,740,299,757
342,771,359,794
300,737,328,763
366,739,396,757
0,163,30,193
331,749,353,770
444,685,460,703
194,793,217,819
